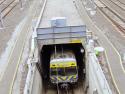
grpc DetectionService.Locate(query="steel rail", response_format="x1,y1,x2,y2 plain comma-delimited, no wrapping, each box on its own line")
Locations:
0,0,18,18
1,0,16,12
97,7,125,35
57,89,68,94
93,0,125,35
56,83,74,94
0,0,47,94
94,0,125,36
75,0,123,93
107,0,125,11
117,0,125,5
0,0,7,5
98,0,125,22
2,2,17,18
12,0,47,92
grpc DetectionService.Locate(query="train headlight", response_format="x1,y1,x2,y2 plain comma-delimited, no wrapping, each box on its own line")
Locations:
81,48,84,53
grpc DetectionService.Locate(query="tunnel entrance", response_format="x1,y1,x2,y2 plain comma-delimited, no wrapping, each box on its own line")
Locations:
40,43,86,89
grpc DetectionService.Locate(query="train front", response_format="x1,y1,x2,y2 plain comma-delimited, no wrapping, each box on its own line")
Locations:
50,52,78,88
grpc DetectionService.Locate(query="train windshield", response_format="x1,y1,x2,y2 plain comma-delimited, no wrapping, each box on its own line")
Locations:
50,68,65,76
65,67,77,75
50,67,77,76
51,68,57,76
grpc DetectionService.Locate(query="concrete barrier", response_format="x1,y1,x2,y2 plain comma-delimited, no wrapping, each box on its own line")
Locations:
88,40,112,94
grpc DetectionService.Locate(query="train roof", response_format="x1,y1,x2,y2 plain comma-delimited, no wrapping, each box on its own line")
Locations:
50,50,75,60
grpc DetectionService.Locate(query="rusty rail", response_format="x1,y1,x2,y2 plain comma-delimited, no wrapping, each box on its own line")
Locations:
95,0,125,35
0,0,18,18
0,0,7,5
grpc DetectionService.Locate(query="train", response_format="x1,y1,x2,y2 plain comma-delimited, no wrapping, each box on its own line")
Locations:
49,50,78,88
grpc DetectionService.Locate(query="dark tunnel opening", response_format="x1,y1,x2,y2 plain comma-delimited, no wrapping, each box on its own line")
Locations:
40,43,86,87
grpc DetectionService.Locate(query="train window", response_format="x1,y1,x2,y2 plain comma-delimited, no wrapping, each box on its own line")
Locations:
50,67,77,76
58,68,65,76
65,67,77,75
50,68,57,76
51,68,65,76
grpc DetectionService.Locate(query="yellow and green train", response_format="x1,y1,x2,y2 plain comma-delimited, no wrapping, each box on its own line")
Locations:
49,51,78,88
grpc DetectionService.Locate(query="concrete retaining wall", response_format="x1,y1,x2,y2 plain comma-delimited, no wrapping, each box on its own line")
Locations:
31,68,42,94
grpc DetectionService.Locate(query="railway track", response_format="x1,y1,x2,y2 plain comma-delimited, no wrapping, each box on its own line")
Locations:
92,0,125,35
0,0,7,5
98,0,125,21
0,0,18,19
97,6,125,35
117,0,125,5
57,89,74,94
75,0,124,93
82,0,125,35
56,85,74,94
105,0,125,10
0,0,47,93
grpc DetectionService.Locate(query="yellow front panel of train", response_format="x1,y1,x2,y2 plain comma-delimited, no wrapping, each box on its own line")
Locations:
50,61,76,68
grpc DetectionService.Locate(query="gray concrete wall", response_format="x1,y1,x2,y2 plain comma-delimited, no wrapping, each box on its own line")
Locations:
31,68,42,94
88,53,112,94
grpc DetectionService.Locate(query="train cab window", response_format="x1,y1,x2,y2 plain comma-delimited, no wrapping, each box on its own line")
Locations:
58,68,65,76
51,68,65,76
65,67,77,75
50,68,57,76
